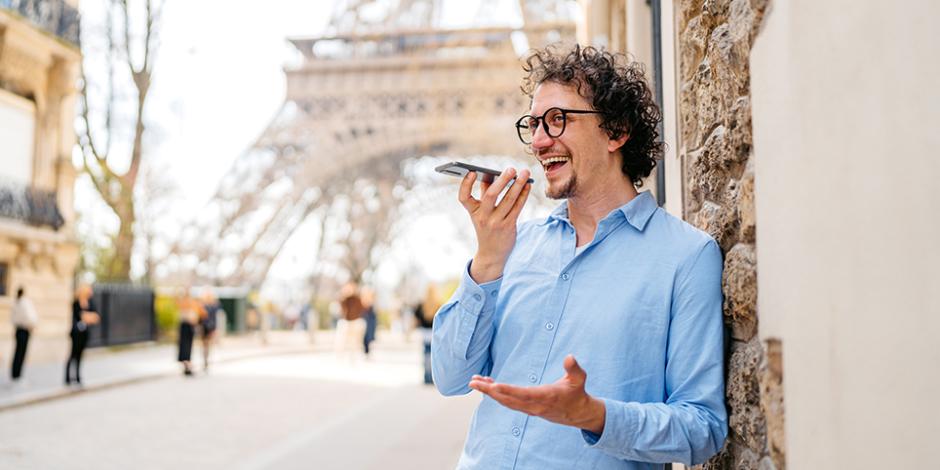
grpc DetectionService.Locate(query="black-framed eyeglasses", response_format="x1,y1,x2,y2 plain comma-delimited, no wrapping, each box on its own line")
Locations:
515,107,603,144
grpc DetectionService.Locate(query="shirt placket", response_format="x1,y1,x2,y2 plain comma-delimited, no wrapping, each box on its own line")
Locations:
505,223,581,469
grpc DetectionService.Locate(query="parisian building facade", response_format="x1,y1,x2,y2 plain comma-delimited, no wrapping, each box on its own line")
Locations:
0,0,82,363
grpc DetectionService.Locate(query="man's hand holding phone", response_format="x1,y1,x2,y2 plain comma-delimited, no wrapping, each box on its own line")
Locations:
458,167,532,284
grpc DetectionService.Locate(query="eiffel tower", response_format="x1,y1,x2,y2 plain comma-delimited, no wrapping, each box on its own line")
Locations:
164,1,576,287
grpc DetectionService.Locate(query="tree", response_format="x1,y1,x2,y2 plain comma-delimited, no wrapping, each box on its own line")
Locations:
77,0,162,281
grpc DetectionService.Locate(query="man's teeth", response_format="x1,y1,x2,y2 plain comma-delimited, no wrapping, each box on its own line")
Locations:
541,157,570,168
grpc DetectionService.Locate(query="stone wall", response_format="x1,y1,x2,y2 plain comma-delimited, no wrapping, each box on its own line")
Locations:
676,0,784,468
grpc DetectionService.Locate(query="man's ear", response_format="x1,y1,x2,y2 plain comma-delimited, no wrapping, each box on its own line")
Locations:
608,132,629,153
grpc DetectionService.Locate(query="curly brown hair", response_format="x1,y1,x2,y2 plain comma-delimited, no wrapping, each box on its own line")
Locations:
521,44,664,186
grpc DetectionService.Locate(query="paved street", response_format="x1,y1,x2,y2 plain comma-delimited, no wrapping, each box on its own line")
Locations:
0,336,479,470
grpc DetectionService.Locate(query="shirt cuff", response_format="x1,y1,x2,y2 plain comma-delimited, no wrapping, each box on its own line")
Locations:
453,260,501,315
581,398,640,451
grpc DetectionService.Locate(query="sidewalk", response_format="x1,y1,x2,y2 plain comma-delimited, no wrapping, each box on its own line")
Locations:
0,330,332,411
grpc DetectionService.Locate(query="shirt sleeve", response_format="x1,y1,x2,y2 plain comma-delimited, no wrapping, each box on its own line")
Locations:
581,239,728,465
431,260,502,396
24,299,39,329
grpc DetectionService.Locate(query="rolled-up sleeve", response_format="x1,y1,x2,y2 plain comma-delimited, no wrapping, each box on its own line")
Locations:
581,239,728,465
431,260,501,396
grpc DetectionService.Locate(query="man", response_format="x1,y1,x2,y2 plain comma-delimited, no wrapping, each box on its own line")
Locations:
10,287,38,382
431,44,727,469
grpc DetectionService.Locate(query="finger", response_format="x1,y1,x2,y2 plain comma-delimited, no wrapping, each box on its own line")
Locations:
493,169,531,220
469,379,501,397
458,172,480,212
471,375,495,383
485,389,537,414
506,179,532,221
489,382,548,402
479,169,516,214
563,354,587,385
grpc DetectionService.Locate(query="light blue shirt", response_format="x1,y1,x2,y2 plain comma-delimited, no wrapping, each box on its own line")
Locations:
432,192,727,469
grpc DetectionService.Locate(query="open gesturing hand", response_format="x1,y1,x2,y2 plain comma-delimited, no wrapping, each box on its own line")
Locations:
468,355,606,435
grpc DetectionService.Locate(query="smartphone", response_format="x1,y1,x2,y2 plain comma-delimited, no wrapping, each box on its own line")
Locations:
434,161,534,184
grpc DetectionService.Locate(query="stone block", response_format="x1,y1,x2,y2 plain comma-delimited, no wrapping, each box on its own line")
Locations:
705,23,749,114
679,0,707,33
727,337,766,453
760,338,786,470
733,447,761,468
680,14,709,83
723,243,757,340
737,160,756,244
694,200,738,251
688,125,732,202
702,0,732,29
758,456,777,470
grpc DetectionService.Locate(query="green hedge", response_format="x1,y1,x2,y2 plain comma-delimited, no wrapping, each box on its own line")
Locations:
154,295,180,342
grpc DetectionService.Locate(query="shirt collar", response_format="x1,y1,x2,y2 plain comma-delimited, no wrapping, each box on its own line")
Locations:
618,191,658,232
540,191,658,232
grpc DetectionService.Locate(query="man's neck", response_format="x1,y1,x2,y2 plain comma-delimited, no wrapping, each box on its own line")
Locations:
568,174,638,247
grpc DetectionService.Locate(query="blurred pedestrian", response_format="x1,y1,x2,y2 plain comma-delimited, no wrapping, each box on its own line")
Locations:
10,287,38,382
177,292,203,376
66,284,99,386
415,284,442,385
334,283,365,363
199,290,221,373
361,287,377,357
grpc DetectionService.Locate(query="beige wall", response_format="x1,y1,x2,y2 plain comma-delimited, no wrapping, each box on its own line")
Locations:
0,8,82,364
751,1,940,467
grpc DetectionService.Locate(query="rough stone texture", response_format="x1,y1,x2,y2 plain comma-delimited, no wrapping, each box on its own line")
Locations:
726,337,766,452
723,244,758,341
760,339,786,470
678,0,779,468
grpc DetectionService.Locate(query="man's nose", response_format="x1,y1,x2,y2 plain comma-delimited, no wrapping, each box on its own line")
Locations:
530,121,554,150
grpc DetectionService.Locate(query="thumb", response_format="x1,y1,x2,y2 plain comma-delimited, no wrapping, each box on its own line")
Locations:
563,354,587,385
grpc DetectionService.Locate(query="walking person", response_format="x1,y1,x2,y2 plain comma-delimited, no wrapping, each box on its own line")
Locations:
432,44,726,468
334,283,365,363
10,287,38,383
199,290,221,372
66,284,99,386
361,287,377,358
177,293,203,376
415,284,442,385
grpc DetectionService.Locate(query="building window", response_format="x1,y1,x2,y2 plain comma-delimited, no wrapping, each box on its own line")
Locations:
0,262,8,297
0,89,36,185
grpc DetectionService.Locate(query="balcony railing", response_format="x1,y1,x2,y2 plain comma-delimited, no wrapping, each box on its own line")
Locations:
0,179,65,230
0,0,81,47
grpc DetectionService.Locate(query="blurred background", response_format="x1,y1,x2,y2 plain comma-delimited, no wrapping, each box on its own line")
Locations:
0,0,937,469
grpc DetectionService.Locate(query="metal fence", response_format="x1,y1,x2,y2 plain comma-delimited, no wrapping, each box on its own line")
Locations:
87,284,156,348
0,178,65,230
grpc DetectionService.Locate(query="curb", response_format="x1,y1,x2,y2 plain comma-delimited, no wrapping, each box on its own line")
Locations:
0,344,317,412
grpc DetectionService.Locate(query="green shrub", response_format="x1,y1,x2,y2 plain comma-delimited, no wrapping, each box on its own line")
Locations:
155,295,179,342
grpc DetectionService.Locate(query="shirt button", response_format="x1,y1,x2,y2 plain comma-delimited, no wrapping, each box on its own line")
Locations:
490,291,497,297
561,273,570,281
473,294,482,301
511,427,521,437
528,373,537,383
545,322,554,331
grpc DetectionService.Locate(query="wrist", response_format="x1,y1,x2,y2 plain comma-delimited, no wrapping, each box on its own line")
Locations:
470,255,505,283
581,396,607,435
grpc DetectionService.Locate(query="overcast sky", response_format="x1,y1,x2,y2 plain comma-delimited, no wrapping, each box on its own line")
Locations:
74,0,545,298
